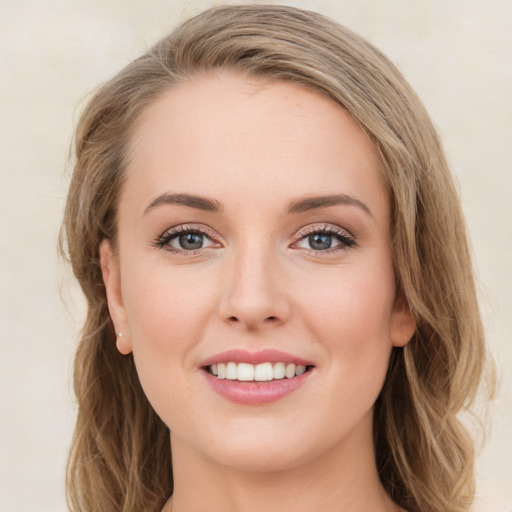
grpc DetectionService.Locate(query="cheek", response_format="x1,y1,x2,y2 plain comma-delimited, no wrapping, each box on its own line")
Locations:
121,262,219,361
119,263,220,423
301,258,395,329
297,258,396,377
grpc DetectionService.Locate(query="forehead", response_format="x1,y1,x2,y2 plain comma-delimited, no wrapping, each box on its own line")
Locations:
123,71,387,220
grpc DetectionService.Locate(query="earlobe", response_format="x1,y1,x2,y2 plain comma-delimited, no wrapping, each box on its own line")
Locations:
115,332,132,355
390,295,416,348
99,240,133,355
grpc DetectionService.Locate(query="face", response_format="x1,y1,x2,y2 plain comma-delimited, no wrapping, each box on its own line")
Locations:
101,71,415,473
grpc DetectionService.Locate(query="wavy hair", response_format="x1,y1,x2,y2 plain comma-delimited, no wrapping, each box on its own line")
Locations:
61,5,491,512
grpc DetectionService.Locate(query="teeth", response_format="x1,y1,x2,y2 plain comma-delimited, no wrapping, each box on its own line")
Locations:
254,362,273,381
285,363,296,379
208,362,310,381
226,362,237,380
295,365,306,376
273,362,285,379
237,363,254,381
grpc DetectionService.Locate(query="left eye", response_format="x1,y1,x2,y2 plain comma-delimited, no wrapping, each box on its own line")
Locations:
295,228,355,252
305,233,335,250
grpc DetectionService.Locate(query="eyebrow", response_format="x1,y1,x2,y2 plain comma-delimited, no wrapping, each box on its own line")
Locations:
144,193,223,214
287,194,372,217
143,192,372,217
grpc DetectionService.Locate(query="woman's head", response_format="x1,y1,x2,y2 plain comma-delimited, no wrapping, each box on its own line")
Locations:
62,5,487,512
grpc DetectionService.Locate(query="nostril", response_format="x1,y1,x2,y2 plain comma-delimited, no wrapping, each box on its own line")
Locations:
223,314,282,326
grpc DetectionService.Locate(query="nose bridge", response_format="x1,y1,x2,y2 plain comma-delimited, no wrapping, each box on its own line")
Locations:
220,236,290,329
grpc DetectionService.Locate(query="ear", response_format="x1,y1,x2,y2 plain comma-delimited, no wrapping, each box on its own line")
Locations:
99,240,133,355
390,294,416,347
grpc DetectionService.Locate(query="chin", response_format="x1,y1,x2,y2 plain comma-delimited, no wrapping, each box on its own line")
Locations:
188,417,342,474
211,443,314,474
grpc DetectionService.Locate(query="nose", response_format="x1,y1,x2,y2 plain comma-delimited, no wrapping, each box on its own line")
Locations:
218,245,291,331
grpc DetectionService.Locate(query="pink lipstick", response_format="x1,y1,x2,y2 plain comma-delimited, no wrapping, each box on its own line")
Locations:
199,349,315,405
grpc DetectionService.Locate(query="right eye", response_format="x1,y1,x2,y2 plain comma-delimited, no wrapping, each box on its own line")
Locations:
153,225,220,254
170,231,212,251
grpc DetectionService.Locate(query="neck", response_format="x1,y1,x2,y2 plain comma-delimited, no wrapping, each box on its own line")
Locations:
165,416,399,512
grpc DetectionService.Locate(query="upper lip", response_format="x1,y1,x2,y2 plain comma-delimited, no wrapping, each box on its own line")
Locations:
198,349,315,368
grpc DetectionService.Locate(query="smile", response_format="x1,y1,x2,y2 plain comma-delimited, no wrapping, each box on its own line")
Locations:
200,350,315,405
206,362,311,381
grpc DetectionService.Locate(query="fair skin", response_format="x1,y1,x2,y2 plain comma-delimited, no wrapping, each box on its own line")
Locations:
100,71,414,512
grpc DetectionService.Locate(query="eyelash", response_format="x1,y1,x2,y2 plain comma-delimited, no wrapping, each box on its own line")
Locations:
152,225,219,256
294,224,357,254
152,223,356,255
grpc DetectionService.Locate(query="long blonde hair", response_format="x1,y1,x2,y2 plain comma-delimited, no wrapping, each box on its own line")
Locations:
61,5,491,512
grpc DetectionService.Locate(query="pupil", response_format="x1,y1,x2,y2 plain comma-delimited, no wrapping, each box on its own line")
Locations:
179,233,203,250
309,233,331,250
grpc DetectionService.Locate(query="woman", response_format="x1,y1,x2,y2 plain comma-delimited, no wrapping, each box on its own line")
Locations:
61,5,490,512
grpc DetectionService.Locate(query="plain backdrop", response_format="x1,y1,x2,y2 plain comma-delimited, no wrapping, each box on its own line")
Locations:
0,0,510,510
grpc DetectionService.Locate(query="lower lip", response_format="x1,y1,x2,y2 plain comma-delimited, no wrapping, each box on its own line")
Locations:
202,369,313,405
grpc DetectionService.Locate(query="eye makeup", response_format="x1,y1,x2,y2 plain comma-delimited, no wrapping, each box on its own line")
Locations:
152,221,357,258
292,223,357,254
152,224,221,255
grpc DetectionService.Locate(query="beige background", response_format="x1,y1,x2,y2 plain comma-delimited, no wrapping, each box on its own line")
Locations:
0,0,510,510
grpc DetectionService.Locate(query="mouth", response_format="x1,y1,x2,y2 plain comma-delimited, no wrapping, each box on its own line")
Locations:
203,362,314,381
199,349,315,404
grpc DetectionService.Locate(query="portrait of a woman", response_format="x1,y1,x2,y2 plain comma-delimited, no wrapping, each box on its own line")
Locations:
58,4,497,512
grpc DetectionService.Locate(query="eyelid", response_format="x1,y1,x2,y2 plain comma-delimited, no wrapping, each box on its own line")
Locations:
296,223,354,238
152,222,356,255
152,223,222,253
292,223,357,253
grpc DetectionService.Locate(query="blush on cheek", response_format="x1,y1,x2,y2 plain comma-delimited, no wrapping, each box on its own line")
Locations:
304,271,394,337
125,273,215,358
